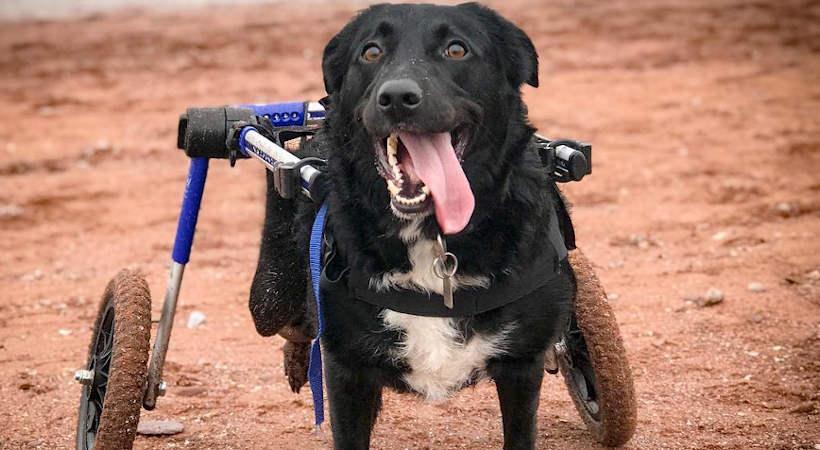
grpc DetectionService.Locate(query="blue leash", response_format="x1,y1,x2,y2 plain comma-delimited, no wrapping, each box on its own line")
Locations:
308,202,328,430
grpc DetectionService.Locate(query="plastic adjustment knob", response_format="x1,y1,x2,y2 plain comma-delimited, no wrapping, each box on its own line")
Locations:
555,146,589,181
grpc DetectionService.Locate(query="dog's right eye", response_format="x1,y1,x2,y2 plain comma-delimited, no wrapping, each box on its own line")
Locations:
362,44,383,62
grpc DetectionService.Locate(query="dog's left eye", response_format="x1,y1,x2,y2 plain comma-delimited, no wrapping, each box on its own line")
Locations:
444,42,468,59
362,44,383,62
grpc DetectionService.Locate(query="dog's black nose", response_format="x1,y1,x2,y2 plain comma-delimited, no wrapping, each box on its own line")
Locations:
377,79,422,116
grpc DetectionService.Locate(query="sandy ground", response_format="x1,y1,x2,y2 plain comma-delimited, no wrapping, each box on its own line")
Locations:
1,0,819,448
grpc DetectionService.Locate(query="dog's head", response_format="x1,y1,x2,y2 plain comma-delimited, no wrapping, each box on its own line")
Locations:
322,3,538,235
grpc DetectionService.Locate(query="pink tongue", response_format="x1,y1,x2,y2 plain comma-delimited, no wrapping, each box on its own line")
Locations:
398,132,475,234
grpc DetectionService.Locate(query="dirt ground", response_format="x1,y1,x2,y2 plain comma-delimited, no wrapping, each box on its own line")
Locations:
1,0,819,448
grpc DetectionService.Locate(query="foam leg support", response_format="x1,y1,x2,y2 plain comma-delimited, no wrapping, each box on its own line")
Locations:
172,157,209,265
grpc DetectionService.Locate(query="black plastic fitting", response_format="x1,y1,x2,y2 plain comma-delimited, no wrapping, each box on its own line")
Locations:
177,106,256,159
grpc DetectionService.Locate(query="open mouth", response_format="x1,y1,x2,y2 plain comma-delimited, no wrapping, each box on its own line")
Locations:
374,127,475,234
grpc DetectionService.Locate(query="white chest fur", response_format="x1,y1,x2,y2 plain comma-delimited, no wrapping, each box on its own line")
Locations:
381,310,513,401
369,219,490,294
375,219,511,401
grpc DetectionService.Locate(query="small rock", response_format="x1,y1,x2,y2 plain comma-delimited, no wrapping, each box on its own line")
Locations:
711,231,729,241
136,419,184,436
607,293,619,301
788,402,815,414
58,329,72,336
186,311,206,329
705,287,724,302
808,270,820,281
691,288,724,307
773,202,800,218
0,204,24,218
174,386,207,397
747,282,765,293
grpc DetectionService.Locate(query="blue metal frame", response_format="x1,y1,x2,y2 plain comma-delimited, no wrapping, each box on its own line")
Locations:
145,101,324,410
171,157,209,265
171,101,320,266
245,101,305,126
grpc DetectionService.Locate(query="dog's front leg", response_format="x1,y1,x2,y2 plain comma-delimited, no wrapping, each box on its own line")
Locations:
325,351,383,450
489,353,546,450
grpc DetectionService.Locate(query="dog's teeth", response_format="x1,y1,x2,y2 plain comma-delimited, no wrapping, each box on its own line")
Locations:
420,185,430,195
408,192,427,204
386,133,403,179
394,191,427,205
387,179,401,195
387,133,398,156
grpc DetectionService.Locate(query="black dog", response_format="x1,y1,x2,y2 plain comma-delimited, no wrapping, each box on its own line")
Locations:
250,3,576,449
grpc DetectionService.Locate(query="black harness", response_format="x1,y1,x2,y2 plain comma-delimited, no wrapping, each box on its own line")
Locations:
318,201,573,317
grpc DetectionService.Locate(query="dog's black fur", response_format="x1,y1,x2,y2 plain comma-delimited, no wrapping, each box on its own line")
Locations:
249,4,575,449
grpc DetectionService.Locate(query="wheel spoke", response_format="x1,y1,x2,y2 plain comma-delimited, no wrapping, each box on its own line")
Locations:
86,401,98,432
99,344,113,361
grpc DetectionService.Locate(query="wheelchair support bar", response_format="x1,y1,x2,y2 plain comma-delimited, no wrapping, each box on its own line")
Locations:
238,127,325,201
145,157,209,409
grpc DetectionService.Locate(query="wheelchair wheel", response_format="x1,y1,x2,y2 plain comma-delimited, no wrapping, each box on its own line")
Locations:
76,269,151,450
557,250,637,447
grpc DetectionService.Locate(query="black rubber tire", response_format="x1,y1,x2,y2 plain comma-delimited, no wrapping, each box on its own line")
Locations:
76,269,151,450
558,249,637,447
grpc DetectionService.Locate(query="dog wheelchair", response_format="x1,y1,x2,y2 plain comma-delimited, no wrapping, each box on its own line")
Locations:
73,101,636,449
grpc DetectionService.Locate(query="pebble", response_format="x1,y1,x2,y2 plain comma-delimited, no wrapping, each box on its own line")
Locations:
705,288,724,302
0,204,24,218
691,288,724,307
711,231,729,241
175,386,207,397
186,311,206,329
607,293,619,301
136,419,184,436
773,202,799,218
58,329,72,336
747,282,765,293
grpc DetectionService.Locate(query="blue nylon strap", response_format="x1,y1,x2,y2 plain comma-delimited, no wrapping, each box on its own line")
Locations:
308,202,328,428
171,157,209,264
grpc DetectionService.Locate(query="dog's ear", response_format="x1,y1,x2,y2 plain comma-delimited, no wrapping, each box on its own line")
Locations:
457,3,539,88
322,20,356,96
323,6,386,95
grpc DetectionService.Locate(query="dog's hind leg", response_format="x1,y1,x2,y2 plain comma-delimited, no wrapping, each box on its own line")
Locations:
249,170,314,340
489,353,546,450
325,351,383,450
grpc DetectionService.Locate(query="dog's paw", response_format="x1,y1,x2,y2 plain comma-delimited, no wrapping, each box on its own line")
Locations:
282,340,310,393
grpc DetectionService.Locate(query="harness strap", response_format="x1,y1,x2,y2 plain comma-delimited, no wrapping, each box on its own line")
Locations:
333,207,569,317
308,202,328,430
